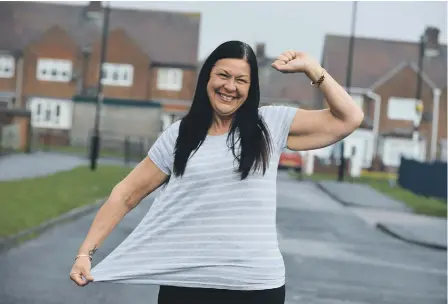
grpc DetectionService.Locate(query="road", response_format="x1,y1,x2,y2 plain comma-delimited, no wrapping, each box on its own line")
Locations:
0,172,446,304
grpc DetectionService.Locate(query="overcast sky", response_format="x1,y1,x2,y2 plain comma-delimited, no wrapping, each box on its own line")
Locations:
55,1,447,61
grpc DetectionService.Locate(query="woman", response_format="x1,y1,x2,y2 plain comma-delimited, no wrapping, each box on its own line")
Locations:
69,40,364,303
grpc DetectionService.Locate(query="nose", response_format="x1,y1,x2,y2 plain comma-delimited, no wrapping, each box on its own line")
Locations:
223,79,236,92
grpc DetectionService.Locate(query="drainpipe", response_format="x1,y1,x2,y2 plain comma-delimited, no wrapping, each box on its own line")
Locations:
14,51,24,109
430,88,441,161
367,91,381,157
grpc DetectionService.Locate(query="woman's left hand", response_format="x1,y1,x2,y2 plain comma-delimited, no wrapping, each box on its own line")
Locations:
271,50,322,81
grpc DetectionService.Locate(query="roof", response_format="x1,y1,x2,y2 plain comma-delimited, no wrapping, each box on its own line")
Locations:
0,1,200,66
369,60,439,91
322,34,447,90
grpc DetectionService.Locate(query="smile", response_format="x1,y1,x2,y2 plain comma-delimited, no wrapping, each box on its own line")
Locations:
217,92,236,102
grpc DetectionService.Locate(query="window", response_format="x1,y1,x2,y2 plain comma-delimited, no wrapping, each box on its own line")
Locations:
382,137,425,166
387,97,419,121
101,63,133,87
157,68,183,91
28,98,73,129
0,55,15,78
36,58,72,82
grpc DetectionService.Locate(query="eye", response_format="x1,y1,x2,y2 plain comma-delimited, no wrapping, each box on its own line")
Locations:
237,79,248,84
218,73,228,78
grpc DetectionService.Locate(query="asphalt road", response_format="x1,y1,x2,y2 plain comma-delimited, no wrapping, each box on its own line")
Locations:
0,172,446,304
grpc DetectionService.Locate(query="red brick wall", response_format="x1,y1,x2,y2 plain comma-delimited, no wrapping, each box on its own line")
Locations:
22,26,79,102
85,29,151,100
374,65,445,158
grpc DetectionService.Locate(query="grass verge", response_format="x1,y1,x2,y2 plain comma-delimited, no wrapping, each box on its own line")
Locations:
292,171,447,218
0,165,132,238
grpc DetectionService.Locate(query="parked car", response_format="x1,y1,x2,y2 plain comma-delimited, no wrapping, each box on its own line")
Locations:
279,148,302,173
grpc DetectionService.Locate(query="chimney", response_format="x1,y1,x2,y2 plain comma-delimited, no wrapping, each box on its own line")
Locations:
87,1,102,12
255,43,266,58
84,1,104,27
423,26,440,57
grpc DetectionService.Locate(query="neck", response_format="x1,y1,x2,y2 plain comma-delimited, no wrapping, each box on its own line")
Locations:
209,113,233,135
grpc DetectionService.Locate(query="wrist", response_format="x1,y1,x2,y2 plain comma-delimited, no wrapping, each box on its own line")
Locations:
305,63,324,83
75,254,92,262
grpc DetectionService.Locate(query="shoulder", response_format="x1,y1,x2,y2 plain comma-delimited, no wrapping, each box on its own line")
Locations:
158,120,181,144
164,120,182,135
166,119,181,133
258,105,298,124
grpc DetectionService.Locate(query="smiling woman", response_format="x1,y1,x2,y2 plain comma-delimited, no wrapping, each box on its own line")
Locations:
69,40,364,304
207,59,251,120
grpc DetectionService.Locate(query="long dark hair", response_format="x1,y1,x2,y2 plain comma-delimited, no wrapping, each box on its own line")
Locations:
173,40,272,180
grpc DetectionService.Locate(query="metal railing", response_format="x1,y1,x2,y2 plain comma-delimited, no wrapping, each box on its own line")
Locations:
31,129,157,164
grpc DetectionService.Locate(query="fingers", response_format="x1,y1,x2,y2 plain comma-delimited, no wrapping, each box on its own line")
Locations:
286,49,296,59
271,60,284,71
276,54,289,64
277,50,296,63
70,271,87,286
70,267,94,287
83,269,95,282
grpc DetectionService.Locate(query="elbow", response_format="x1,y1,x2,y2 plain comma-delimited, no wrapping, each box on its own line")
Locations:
110,183,134,211
345,108,364,132
353,109,365,128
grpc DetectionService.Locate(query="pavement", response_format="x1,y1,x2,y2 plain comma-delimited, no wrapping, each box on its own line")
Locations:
0,151,137,181
0,172,446,304
315,181,412,212
316,180,447,250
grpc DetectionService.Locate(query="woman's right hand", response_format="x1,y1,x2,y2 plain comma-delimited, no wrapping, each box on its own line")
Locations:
69,256,94,287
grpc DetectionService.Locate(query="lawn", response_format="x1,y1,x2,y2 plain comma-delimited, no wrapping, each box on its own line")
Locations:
293,171,447,218
0,165,132,238
36,144,131,160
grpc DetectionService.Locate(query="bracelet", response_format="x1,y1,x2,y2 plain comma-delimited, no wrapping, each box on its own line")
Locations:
311,69,325,88
75,254,92,261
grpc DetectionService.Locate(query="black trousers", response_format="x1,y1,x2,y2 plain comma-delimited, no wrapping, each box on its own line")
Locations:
158,285,285,304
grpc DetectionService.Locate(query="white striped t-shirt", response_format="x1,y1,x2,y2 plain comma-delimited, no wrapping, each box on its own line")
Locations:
91,105,298,290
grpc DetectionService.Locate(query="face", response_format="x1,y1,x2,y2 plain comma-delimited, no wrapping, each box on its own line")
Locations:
207,58,251,118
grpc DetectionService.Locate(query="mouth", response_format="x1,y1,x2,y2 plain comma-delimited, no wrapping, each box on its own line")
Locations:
216,92,237,102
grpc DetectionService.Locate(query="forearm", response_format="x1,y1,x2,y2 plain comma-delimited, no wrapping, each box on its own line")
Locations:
307,66,364,125
77,191,131,257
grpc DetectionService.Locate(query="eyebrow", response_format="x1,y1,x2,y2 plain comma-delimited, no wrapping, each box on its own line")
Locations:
216,68,250,79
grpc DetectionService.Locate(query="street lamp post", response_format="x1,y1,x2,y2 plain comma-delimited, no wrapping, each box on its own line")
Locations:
90,2,110,171
413,34,425,161
338,1,358,182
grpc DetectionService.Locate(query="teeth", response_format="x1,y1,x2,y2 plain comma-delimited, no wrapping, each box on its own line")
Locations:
219,93,234,102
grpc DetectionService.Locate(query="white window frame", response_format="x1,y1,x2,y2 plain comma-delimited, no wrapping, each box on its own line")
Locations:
157,68,183,91
0,54,15,78
101,63,134,87
387,97,419,121
351,94,364,109
28,97,73,130
36,58,72,82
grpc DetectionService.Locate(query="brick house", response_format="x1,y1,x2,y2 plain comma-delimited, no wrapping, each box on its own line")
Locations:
0,1,200,150
319,26,447,170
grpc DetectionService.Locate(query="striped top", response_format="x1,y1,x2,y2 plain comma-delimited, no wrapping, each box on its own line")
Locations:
91,105,298,290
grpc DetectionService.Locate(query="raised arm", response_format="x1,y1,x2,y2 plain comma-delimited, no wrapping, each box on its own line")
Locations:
272,50,364,151
69,157,168,286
